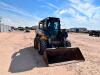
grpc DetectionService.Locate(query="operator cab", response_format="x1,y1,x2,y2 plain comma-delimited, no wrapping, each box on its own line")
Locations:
39,17,60,30
39,17,61,37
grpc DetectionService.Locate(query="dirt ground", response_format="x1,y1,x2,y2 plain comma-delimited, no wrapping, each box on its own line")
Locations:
0,31,100,75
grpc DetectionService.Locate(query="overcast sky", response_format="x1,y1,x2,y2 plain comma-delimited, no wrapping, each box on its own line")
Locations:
0,0,100,30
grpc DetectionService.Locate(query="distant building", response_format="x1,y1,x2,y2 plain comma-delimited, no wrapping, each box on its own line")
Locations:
31,26,38,30
69,28,88,33
0,23,11,32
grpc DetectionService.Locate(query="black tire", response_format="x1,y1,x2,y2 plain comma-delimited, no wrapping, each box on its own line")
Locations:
38,40,47,55
89,33,92,36
97,33,100,37
97,34,99,37
34,38,38,49
89,34,91,36
66,41,71,47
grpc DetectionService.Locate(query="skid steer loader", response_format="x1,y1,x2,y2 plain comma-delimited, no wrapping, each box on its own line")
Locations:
34,17,85,66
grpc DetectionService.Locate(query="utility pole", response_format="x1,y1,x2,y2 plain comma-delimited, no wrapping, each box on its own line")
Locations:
0,16,2,23
0,17,1,32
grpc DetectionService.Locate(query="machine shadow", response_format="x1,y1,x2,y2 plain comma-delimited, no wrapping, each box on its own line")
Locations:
9,46,47,73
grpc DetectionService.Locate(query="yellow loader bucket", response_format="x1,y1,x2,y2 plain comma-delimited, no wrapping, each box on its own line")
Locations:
43,47,85,66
